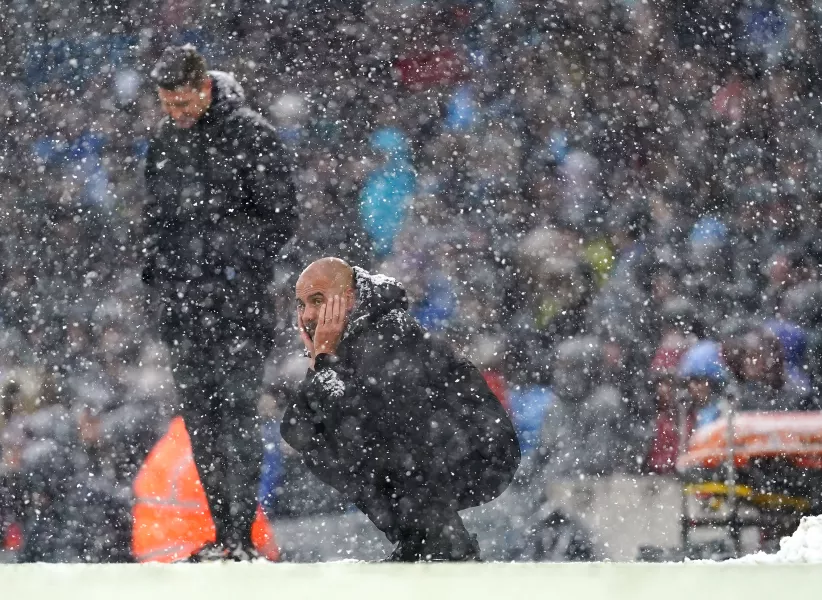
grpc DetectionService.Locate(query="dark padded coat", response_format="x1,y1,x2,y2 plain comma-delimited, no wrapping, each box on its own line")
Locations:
142,70,297,346
281,268,521,541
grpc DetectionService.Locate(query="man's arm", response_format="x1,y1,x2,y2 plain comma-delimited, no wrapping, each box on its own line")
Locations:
245,119,298,259
279,390,358,495
280,318,425,538
283,313,443,488
141,136,180,285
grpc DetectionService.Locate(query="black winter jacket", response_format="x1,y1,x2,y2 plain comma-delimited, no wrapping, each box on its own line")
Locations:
281,268,521,539
142,71,297,342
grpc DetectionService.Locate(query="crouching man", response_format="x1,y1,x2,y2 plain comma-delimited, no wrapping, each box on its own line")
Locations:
281,258,521,561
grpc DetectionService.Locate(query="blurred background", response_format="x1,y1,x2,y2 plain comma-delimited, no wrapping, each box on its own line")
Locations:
3,0,822,563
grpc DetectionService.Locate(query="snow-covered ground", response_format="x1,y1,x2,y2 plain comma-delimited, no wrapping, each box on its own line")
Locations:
4,561,822,600
736,516,822,563
6,522,822,600
5,498,822,599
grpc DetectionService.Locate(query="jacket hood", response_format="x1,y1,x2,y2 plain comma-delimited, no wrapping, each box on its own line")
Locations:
344,267,409,339
207,70,246,117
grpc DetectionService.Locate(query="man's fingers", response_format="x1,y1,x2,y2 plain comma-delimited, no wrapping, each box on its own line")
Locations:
319,302,327,326
336,295,347,329
333,295,341,325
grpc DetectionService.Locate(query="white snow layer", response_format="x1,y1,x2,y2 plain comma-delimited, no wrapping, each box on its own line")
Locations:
6,562,822,600
314,368,345,398
736,516,822,563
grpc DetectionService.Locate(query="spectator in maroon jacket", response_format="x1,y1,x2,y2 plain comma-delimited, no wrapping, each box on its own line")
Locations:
645,345,693,475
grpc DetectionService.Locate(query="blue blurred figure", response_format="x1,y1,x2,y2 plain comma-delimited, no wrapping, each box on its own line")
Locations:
688,215,729,265
33,131,110,208
360,127,416,259
679,341,729,428
507,386,554,456
445,85,479,132
411,271,457,331
765,319,810,390
258,419,284,516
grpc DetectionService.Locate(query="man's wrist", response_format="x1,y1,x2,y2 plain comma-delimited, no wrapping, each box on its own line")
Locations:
313,353,338,370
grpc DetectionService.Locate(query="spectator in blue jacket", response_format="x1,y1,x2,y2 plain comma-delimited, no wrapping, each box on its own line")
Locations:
360,127,417,259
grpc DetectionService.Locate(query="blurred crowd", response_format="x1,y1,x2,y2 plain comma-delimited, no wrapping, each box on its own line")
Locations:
3,0,822,562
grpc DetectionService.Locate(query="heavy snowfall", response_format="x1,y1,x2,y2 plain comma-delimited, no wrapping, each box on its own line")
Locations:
3,0,822,565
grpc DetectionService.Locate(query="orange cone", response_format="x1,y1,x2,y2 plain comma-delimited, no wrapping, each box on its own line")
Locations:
133,416,279,562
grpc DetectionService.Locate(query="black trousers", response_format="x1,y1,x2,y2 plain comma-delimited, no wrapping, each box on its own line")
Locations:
169,334,266,548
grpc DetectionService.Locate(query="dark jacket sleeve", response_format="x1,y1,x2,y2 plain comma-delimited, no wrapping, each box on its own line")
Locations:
280,354,393,480
141,134,181,286
279,388,357,493
281,319,434,474
243,118,298,260
280,366,400,537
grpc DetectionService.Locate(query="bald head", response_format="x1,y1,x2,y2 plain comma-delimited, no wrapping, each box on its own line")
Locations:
298,257,354,290
296,257,356,338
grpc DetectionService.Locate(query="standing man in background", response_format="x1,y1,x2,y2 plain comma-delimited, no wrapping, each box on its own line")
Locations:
142,45,297,561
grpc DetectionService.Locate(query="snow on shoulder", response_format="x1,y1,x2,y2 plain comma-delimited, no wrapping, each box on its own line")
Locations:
368,272,400,288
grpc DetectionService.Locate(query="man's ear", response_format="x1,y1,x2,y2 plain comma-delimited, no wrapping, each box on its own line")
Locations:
345,288,356,312
200,77,213,99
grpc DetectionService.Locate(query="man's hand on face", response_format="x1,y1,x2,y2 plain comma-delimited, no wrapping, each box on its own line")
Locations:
312,295,347,361
297,311,315,366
